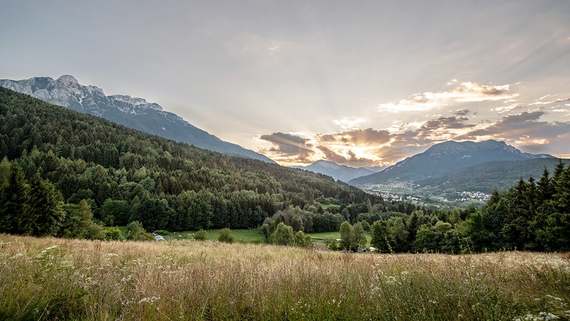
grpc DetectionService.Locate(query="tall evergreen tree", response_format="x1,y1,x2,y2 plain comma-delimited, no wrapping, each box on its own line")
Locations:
0,165,29,234
25,174,65,236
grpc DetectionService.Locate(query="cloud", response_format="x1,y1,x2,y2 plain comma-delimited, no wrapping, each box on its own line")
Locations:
460,111,570,137
458,111,570,152
259,132,314,162
260,108,570,166
378,81,518,113
317,146,379,167
319,128,391,146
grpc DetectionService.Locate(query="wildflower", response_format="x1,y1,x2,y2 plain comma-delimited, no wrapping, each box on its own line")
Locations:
514,312,559,321
138,296,160,304
10,253,24,259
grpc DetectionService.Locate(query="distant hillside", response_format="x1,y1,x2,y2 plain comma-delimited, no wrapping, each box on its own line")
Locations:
0,75,274,163
296,160,380,182
351,140,552,185
416,158,570,193
0,87,379,231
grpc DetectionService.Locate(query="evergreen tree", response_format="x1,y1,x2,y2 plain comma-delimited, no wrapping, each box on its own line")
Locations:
25,174,65,236
0,165,29,233
371,221,391,253
537,168,554,203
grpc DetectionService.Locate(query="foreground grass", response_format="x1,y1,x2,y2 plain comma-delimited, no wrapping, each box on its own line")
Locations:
0,235,569,321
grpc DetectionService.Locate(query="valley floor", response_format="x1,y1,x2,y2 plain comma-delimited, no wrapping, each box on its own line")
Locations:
0,234,569,321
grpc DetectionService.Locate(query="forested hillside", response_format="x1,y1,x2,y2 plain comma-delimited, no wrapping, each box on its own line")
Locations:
0,88,380,235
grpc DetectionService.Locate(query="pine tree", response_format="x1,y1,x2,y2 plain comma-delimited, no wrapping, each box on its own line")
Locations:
0,165,29,234
554,166,570,212
537,168,554,204
25,174,65,236
371,221,391,253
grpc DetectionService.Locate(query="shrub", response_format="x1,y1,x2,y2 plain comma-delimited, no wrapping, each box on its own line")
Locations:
294,230,313,248
194,229,207,241
85,223,105,240
270,223,295,245
218,228,234,243
125,221,153,241
326,239,340,250
103,227,124,240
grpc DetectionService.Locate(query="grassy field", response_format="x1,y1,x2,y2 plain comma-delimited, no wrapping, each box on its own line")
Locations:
161,229,353,245
164,229,265,243
1,235,569,321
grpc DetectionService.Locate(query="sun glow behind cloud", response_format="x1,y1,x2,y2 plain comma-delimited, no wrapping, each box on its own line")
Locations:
259,81,570,167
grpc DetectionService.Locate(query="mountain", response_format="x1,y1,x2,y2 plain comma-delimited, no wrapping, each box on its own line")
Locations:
351,140,553,185
0,87,379,231
349,140,557,204
0,75,274,163
416,158,570,194
296,160,381,182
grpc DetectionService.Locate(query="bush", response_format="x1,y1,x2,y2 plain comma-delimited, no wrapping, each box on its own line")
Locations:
125,221,153,241
103,227,124,240
218,228,234,243
270,222,295,245
294,230,313,248
326,239,340,251
193,229,207,241
85,223,105,240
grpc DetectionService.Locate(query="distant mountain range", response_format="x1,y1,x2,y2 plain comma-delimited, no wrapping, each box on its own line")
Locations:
295,160,383,182
350,140,560,203
0,75,274,163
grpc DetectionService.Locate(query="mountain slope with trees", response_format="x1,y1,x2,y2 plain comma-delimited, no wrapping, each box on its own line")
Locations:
0,75,274,163
0,87,380,236
352,140,552,185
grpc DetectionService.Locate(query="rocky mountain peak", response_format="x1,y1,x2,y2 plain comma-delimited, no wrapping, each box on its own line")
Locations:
56,75,79,86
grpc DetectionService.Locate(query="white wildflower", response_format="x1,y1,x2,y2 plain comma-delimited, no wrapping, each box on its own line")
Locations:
138,296,160,304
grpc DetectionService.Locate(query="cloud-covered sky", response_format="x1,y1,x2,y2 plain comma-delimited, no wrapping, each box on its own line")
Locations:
1,0,569,166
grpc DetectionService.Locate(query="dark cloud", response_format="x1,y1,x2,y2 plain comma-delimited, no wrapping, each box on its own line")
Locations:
317,146,378,167
459,111,569,140
260,132,314,161
417,114,474,135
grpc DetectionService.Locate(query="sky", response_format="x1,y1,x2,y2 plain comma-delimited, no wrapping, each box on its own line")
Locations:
1,0,569,166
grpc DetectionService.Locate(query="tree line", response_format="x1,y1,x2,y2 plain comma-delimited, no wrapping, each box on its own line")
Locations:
327,162,569,252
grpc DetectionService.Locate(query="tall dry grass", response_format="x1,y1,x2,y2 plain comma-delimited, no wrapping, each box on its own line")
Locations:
0,234,568,321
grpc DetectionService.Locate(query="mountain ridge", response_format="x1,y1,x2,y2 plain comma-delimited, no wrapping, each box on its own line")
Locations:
351,140,553,185
295,160,382,182
0,75,274,163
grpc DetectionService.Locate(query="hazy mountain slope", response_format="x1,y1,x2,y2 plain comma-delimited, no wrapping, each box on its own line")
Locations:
0,75,274,163
296,160,379,182
416,158,570,193
351,140,552,185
